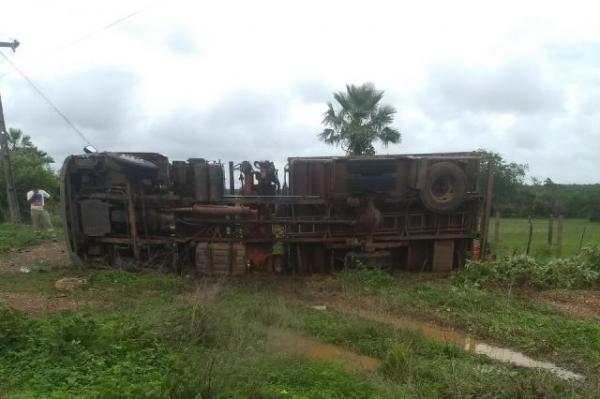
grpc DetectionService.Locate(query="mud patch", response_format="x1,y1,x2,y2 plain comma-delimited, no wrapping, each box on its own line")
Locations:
267,327,380,373
0,242,69,272
0,292,111,315
528,289,600,321
323,302,583,381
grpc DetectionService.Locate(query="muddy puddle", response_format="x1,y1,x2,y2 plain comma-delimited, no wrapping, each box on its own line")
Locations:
326,305,584,381
267,327,380,373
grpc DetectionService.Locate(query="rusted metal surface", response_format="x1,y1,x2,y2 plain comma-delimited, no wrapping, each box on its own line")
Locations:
126,182,140,260
196,242,245,276
61,151,485,273
432,240,454,272
479,160,494,260
172,204,257,215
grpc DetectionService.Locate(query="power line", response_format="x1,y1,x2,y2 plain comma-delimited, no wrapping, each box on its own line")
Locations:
0,50,93,146
0,1,159,79
53,5,152,53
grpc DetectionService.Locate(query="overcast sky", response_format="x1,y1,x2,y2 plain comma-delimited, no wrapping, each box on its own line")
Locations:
1,0,599,183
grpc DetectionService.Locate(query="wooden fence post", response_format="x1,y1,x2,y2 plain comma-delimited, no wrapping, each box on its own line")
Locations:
526,217,533,256
480,160,494,261
547,214,554,245
556,215,564,257
579,227,587,250
493,211,500,256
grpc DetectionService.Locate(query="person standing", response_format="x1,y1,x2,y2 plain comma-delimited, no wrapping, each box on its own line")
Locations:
26,186,54,231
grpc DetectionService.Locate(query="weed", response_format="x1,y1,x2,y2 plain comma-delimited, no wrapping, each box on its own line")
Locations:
0,309,176,398
382,342,412,380
341,266,396,294
0,224,58,253
457,245,600,289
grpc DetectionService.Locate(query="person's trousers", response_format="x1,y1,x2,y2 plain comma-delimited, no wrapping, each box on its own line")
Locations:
31,208,53,231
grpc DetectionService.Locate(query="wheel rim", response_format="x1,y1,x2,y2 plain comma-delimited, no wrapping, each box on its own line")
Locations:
430,175,456,204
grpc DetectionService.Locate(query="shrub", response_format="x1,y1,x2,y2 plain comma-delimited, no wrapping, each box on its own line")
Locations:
456,245,600,289
0,310,177,398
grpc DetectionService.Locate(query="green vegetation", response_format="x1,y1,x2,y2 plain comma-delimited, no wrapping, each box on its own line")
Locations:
0,128,59,222
0,262,597,398
458,245,600,289
477,151,600,220
0,310,176,398
318,83,401,155
1,227,598,398
478,150,528,214
0,224,58,254
493,217,600,258
331,269,600,374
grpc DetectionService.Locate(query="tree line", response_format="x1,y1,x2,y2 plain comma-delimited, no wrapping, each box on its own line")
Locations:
479,151,600,221
0,128,59,221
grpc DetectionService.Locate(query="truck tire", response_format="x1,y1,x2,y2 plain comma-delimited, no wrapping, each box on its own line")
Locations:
419,162,467,212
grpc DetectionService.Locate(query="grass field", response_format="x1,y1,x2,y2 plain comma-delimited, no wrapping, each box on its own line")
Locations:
493,218,600,258
0,224,59,254
0,226,599,398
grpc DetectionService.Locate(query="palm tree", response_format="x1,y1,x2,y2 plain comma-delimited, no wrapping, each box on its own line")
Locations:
318,83,400,155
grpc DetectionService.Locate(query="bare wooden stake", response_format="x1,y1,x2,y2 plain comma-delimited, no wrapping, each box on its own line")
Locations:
493,210,500,256
556,215,564,257
526,217,533,256
579,227,587,251
480,160,494,261
547,214,554,245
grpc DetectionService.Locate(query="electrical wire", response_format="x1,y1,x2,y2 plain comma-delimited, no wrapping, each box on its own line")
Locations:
0,50,93,146
52,3,157,53
0,1,160,79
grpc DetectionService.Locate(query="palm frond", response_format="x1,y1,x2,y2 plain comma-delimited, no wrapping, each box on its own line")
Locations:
322,102,344,128
378,127,401,146
319,82,400,154
370,104,396,128
318,128,340,144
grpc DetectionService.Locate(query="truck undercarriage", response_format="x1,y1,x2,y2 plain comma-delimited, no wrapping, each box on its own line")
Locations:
61,152,483,274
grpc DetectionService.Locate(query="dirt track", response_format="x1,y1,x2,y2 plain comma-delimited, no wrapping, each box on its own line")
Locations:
0,241,68,272
1,241,599,323
0,242,113,314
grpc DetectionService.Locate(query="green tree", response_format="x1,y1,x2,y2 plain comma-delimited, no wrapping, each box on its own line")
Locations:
0,128,58,221
319,83,401,155
590,187,600,222
477,150,528,215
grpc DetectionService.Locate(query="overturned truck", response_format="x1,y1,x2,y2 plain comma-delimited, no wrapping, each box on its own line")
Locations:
61,152,484,274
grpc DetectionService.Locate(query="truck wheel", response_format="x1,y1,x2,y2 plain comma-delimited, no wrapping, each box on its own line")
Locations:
419,162,467,212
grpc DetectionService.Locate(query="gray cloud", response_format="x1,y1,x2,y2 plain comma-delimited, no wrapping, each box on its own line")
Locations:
422,60,565,116
289,77,333,103
3,65,140,164
123,89,335,167
545,42,600,65
2,60,598,184
8,65,139,132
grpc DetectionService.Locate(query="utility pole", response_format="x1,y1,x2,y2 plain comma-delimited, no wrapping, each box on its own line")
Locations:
0,39,21,223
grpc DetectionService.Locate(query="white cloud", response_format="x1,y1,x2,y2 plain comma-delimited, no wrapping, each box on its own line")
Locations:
0,0,599,183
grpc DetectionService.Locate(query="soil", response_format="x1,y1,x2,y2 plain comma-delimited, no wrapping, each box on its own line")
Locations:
0,241,69,272
303,292,583,381
0,291,110,315
524,289,600,321
266,327,380,373
486,285,600,321
0,242,110,315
